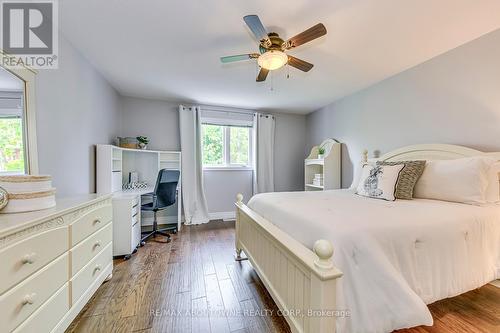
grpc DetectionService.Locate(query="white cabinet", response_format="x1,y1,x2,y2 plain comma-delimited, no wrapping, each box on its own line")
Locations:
305,139,341,191
0,195,113,333
112,195,141,258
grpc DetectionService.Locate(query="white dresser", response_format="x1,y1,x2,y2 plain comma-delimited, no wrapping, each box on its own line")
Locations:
0,195,113,333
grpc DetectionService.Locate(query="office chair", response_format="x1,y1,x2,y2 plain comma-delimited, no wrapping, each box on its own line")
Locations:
140,169,180,243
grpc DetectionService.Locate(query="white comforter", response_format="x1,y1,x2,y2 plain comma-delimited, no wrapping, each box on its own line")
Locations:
247,190,500,333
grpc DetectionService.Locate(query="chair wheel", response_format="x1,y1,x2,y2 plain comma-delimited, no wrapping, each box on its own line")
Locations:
166,237,171,243
132,248,138,254
140,241,146,247
172,230,177,234
124,254,131,260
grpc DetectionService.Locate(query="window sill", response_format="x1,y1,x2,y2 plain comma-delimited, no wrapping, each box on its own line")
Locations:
203,166,253,171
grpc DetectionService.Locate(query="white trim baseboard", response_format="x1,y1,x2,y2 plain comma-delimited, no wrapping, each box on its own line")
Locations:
141,215,180,226
209,211,236,221
490,280,500,288
140,211,235,226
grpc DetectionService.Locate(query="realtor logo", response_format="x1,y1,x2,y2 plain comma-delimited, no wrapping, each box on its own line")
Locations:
0,0,58,69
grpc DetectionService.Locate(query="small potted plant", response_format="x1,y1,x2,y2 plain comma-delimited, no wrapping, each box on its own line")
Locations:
318,146,326,159
136,136,149,150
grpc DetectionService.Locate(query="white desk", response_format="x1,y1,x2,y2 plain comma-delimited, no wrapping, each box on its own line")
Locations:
96,145,181,258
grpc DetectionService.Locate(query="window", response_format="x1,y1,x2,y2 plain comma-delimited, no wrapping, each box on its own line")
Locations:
202,123,252,168
0,116,25,174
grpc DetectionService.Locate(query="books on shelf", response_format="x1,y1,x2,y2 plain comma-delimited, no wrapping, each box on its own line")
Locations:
313,174,323,186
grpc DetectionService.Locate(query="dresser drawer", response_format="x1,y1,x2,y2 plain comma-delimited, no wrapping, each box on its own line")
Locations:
70,243,112,304
0,253,68,332
70,204,112,246
70,223,112,276
12,283,69,333
0,227,68,295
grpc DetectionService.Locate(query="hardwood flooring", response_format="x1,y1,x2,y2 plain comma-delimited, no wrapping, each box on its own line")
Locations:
67,220,499,333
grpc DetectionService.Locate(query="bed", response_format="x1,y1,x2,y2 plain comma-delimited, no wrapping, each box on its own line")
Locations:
234,144,500,333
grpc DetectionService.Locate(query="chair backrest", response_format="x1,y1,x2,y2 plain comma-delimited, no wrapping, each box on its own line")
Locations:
153,169,180,209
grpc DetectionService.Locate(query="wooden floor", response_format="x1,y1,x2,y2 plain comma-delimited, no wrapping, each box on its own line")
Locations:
67,220,499,333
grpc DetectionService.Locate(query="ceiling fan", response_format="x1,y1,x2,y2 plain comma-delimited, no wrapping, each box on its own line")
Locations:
220,15,327,82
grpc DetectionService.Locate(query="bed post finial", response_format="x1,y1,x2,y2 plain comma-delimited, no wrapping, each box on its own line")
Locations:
313,240,334,270
362,149,368,163
236,193,243,204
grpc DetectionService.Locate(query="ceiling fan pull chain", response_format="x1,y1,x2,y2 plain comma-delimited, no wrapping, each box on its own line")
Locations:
270,71,274,91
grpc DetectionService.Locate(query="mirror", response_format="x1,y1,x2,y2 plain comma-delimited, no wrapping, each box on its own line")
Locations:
0,66,26,174
0,52,38,175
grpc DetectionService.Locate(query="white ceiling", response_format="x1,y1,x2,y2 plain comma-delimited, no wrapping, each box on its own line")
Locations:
60,0,500,114
0,66,23,91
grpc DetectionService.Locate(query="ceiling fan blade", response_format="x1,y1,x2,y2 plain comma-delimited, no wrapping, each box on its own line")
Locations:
256,68,269,82
284,23,327,49
243,15,271,46
220,53,259,63
287,56,314,72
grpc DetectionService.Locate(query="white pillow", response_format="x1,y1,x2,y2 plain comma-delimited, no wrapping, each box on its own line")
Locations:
350,161,373,189
413,157,496,205
485,161,500,203
356,164,404,201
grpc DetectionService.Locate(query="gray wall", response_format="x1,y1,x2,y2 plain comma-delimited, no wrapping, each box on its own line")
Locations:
36,36,120,196
119,97,307,213
120,97,180,151
306,28,500,188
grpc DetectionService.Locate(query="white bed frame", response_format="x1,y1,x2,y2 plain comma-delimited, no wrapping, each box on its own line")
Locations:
235,144,500,333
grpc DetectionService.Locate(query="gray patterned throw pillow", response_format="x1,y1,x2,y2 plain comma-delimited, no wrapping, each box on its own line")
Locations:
376,160,426,199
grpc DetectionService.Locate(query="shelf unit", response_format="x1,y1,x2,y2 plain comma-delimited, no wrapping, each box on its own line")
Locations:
97,145,181,193
305,139,341,191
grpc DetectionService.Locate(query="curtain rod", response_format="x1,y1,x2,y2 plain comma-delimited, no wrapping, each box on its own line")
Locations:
201,107,256,116
182,105,274,118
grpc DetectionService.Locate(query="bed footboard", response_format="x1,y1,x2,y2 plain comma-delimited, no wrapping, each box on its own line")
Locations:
235,194,343,333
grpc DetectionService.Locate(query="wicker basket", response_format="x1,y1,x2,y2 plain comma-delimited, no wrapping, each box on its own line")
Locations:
117,137,138,149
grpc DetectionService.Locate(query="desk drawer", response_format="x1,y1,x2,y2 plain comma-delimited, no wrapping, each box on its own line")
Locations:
71,204,112,246
132,196,139,207
12,283,69,333
132,220,141,250
0,227,68,295
0,253,68,332
70,243,112,304
70,223,112,276
131,204,139,218
132,212,139,226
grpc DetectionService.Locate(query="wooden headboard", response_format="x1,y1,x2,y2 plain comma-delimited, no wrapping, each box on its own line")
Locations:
364,144,500,163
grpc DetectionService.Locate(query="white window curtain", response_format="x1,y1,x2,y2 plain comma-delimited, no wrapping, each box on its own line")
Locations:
253,113,275,194
179,105,210,225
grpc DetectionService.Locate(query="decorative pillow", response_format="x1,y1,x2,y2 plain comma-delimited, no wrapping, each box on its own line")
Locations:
356,164,405,201
413,157,496,205
376,160,426,199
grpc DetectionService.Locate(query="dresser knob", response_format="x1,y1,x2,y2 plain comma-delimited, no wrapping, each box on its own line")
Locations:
21,253,36,264
22,293,36,305
94,265,101,274
93,218,101,225
94,240,101,248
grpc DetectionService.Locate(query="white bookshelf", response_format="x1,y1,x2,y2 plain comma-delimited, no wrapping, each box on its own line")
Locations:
305,139,341,191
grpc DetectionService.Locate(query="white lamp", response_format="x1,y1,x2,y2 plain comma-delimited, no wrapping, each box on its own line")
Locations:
257,50,288,70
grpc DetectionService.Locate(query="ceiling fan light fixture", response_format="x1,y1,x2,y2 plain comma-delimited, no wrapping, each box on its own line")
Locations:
257,50,288,70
